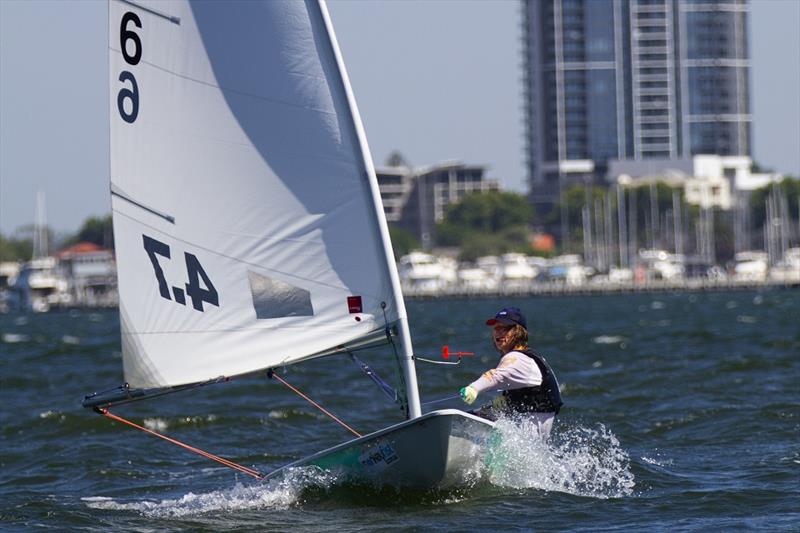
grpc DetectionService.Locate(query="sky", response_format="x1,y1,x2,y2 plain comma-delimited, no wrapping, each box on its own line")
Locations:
1,0,798,236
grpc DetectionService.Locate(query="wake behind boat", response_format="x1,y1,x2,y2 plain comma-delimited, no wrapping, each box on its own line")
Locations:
84,0,494,490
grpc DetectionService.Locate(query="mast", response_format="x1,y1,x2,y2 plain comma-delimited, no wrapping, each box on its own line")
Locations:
617,184,627,268
33,190,48,259
316,0,421,419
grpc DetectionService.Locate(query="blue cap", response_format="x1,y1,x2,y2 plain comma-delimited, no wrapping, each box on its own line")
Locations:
486,307,527,329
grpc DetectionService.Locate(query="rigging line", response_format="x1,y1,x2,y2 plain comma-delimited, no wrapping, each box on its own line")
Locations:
380,303,410,417
268,371,362,438
96,408,263,480
348,351,398,403
421,395,461,406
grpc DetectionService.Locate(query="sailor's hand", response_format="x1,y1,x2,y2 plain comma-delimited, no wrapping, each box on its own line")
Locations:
460,386,478,405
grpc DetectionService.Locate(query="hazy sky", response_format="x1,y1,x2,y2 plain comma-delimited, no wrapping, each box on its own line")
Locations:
1,0,798,235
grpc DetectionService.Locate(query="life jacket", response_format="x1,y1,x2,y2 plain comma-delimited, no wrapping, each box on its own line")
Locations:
501,349,563,414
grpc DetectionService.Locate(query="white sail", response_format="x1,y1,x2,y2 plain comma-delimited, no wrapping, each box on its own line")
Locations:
109,0,405,388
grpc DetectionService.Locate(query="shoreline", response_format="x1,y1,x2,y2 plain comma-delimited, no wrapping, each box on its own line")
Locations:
404,279,800,300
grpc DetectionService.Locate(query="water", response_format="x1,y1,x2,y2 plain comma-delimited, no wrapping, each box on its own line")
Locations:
1,291,798,530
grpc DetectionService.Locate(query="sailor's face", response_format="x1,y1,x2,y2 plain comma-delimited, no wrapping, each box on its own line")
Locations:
492,324,513,352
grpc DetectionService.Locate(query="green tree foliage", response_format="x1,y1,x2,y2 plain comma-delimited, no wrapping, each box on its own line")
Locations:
385,151,410,168
388,225,420,259
749,177,800,231
445,190,532,233
0,234,32,262
556,182,693,250
67,215,114,248
435,191,533,261
553,185,611,252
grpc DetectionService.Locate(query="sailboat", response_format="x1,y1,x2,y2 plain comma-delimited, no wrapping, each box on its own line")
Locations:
83,0,494,489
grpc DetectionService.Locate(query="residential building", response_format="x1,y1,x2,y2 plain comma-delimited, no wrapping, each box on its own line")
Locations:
522,0,750,229
376,161,500,249
376,166,415,224
57,242,118,307
609,154,750,209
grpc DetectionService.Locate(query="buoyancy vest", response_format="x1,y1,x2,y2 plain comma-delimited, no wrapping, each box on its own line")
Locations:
502,349,563,414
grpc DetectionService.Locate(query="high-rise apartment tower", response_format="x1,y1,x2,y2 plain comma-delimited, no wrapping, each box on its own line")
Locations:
522,0,750,224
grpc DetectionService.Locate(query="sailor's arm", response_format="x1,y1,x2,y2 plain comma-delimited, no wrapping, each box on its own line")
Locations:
460,352,532,404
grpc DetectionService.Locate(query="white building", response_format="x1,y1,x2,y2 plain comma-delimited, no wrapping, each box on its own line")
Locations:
57,243,118,307
609,154,776,211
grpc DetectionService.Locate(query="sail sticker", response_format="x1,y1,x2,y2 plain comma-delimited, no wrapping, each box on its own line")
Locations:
347,296,363,314
358,440,399,471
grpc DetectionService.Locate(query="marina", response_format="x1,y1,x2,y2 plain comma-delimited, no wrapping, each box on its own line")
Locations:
398,249,800,298
404,277,799,299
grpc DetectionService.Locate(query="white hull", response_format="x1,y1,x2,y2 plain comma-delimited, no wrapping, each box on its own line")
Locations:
265,409,495,489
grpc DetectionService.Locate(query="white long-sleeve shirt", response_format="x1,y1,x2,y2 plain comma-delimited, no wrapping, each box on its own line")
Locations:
469,350,555,437
469,350,542,394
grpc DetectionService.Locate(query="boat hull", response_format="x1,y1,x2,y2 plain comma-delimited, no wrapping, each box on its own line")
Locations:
264,409,495,489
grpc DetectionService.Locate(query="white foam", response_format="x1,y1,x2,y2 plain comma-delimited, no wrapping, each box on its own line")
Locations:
80,423,634,512
2,333,30,343
143,418,169,431
485,419,635,499
592,335,624,344
641,455,672,467
82,467,335,517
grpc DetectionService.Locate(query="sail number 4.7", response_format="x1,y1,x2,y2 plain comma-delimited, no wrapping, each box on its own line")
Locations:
143,235,219,312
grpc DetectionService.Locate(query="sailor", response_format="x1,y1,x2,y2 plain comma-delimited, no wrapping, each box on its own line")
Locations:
459,306,563,437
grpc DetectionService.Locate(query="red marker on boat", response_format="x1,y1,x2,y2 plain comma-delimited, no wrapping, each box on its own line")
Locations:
442,345,474,360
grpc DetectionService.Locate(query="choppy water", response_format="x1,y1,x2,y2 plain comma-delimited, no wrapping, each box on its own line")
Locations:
1,291,798,531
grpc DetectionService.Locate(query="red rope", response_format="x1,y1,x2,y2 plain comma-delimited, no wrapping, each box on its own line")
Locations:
98,408,263,480
270,373,362,438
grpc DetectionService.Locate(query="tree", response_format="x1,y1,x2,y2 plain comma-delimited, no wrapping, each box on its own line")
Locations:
442,191,532,233
749,178,800,232
0,234,32,262
555,181,691,253
388,225,420,259
434,191,533,260
385,151,411,168
67,215,114,249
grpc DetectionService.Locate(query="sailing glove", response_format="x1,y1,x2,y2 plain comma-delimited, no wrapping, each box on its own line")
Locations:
460,386,478,405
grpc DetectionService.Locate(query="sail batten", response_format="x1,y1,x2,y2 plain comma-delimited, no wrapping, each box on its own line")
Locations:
110,0,400,388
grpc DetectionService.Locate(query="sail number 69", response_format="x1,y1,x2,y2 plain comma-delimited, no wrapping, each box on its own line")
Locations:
118,12,142,123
